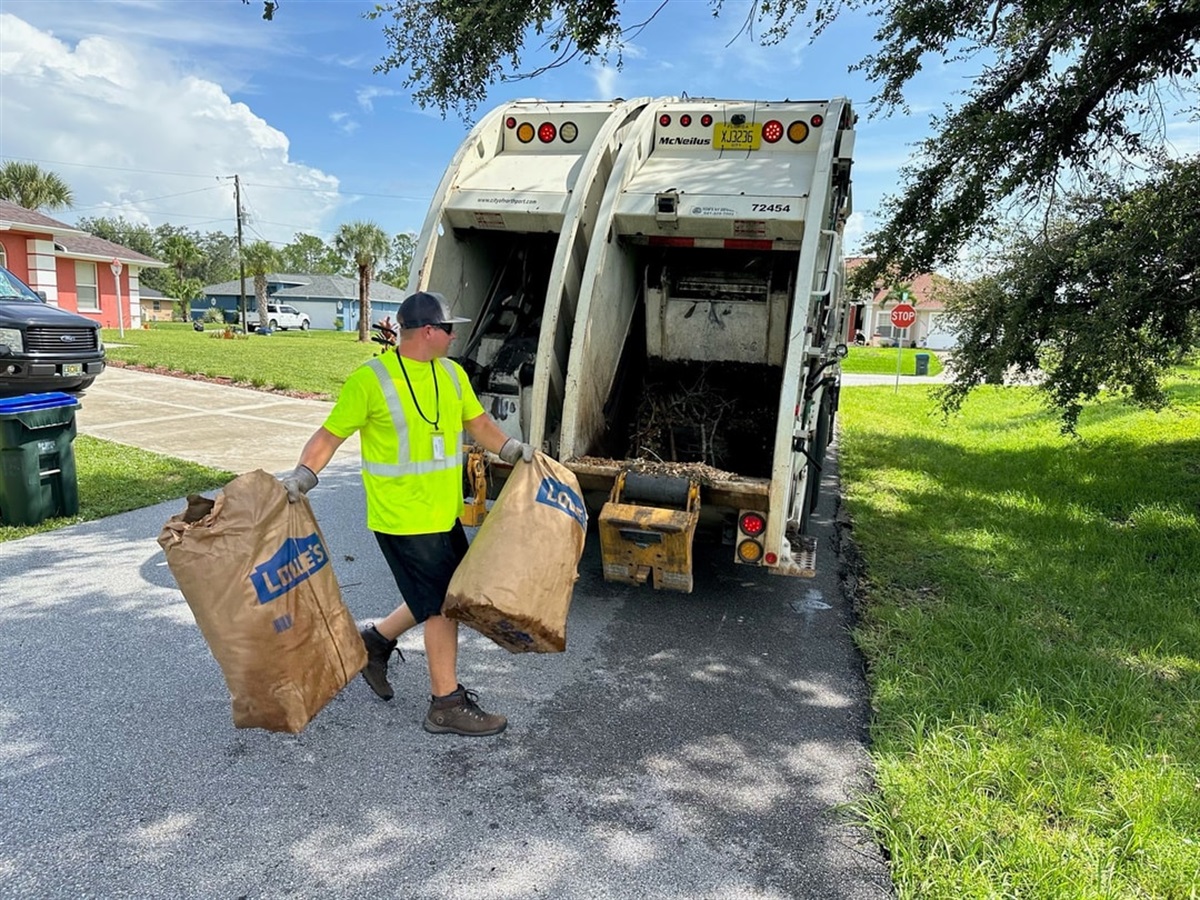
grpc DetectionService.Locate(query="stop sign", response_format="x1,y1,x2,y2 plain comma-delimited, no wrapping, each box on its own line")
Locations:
890,303,916,329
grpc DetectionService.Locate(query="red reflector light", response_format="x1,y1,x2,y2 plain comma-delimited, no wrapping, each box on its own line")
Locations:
505,116,517,129
538,122,557,143
648,236,696,248
701,114,713,127
762,120,783,143
680,114,692,127
810,114,824,127
659,114,672,127
765,552,778,565
739,512,766,536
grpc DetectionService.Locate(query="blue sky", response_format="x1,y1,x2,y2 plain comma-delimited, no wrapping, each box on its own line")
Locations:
4,0,1179,262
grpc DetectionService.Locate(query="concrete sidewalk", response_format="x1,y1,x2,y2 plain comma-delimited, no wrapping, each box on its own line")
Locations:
75,365,358,475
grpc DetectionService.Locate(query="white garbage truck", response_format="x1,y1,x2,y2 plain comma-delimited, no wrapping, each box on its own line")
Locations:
410,96,856,590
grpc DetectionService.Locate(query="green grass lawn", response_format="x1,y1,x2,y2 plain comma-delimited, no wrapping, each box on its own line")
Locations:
838,368,1200,897
841,345,944,376
103,322,381,398
0,435,234,543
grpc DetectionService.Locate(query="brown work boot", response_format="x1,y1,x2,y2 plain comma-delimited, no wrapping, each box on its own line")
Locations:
360,625,403,701
423,685,507,737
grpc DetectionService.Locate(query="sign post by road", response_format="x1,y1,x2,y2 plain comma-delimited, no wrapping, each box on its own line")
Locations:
110,258,125,339
890,295,916,392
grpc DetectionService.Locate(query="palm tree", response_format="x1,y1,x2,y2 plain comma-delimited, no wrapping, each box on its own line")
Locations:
242,241,278,331
334,221,390,342
159,234,202,285
0,161,74,211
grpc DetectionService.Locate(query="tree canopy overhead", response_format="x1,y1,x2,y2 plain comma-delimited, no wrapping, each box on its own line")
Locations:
365,1,1198,274
352,0,1200,422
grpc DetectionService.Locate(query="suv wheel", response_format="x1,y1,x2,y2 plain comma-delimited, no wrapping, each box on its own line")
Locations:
269,319,278,330
299,320,309,331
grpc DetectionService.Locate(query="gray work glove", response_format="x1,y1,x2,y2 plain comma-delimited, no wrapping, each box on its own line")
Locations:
280,465,318,503
498,437,534,465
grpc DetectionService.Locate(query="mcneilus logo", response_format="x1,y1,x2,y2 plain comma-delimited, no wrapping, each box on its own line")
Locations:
658,136,712,146
251,533,329,604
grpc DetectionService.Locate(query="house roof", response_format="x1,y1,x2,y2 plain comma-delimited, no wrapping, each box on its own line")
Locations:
845,255,954,310
138,286,167,300
203,273,409,303
0,199,165,267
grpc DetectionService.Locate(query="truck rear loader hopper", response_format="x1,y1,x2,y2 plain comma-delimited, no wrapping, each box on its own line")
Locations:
556,97,856,590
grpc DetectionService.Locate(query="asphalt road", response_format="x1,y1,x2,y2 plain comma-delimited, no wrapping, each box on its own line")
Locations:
0,371,893,899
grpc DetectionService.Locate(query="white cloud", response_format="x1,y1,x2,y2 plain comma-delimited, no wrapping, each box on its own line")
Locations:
0,13,341,245
591,65,619,99
329,111,360,135
356,86,401,113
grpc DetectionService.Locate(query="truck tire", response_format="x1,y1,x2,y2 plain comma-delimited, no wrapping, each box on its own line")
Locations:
299,320,309,331
268,319,278,330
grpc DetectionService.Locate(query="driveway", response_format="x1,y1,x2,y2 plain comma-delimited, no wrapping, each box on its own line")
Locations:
0,369,892,899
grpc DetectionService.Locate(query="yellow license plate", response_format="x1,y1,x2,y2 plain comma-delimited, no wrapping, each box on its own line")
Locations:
62,363,83,376
713,122,762,151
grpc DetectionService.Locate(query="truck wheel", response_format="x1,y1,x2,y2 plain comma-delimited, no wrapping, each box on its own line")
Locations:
268,319,278,330
299,320,309,331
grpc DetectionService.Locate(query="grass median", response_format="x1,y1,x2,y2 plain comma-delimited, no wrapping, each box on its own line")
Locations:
838,366,1200,897
842,345,944,376
0,435,234,543
103,322,380,398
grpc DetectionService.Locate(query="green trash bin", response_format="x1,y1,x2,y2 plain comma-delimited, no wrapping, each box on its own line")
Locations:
915,352,930,376
0,392,80,526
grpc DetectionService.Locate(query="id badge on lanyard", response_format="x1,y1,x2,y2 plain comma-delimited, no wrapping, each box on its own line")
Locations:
431,431,446,461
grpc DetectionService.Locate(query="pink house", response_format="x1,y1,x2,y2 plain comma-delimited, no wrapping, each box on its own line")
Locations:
0,200,165,329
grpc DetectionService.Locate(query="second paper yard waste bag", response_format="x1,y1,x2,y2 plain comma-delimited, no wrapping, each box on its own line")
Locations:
445,452,587,653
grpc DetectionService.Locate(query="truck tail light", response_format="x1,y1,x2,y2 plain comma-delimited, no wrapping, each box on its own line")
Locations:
762,120,783,143
560,121,578,143
538,122,557,143
739,512,766,535
735,510,766,566
701,114,713,126
788,121,809,143
516,122,535,143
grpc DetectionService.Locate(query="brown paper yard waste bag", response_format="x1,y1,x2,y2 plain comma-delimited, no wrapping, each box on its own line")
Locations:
157,469,367,733
445,452,587,653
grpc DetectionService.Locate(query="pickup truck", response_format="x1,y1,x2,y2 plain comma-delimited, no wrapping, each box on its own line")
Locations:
0,264,105,395
243,302,310,332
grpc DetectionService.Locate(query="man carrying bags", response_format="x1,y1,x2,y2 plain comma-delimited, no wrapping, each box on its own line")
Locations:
280,291,532,737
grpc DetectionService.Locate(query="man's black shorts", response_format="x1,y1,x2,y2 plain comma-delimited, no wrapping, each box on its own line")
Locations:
373,522,469,623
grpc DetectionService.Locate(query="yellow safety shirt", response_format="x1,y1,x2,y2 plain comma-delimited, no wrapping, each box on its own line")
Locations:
323,351,484,535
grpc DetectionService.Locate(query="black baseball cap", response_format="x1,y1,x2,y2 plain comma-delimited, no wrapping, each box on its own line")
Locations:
398,291,471,329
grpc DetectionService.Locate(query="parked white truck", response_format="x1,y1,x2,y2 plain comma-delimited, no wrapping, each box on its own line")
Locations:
243,302,310,332
411,96,855,589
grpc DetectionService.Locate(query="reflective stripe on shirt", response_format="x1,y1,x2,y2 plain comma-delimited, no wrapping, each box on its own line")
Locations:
361,356,464,477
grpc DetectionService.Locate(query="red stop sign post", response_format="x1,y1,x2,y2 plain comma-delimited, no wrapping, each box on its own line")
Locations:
890,300,917,392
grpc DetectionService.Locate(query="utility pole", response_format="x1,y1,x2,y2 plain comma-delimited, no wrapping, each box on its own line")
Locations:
235,174,247,330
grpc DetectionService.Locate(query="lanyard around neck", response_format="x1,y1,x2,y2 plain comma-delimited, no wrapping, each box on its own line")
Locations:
396,350,439,429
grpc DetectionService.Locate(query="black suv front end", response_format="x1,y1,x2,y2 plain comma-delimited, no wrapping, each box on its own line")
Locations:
0,265,105,395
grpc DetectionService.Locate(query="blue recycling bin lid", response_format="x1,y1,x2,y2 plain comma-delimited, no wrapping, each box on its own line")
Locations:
0,392,80,415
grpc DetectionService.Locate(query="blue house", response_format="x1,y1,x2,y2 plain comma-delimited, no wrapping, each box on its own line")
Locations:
200,273,409,331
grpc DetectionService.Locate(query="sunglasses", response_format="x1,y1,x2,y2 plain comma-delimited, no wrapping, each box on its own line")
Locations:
430,323,454,335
